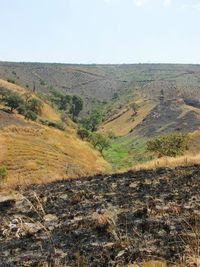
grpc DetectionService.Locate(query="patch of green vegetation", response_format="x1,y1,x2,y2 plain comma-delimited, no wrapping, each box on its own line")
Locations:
104,135,152,170
0,166,7,182
147,133,189,157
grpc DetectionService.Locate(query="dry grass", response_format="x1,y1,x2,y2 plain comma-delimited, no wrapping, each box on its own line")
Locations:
0,79,26,94
100,99,156,136
127,261,167,267
131,154,200,171
0,124,109,189
0,78,60,121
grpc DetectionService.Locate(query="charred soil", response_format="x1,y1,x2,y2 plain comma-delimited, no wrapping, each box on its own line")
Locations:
0,165,199,266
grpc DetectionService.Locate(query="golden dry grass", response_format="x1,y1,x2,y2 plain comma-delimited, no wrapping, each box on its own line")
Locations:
0,124,109,189
0,79,60,121
100,99,156,136
127,261,167,267
0,79,26,94
131,154,200,172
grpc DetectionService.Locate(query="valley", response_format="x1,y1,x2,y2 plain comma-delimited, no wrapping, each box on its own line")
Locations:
0,62,199,266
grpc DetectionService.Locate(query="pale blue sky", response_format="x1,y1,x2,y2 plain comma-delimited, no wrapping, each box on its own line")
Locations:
1,0,200,64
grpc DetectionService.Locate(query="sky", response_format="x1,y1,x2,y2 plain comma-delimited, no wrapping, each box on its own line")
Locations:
1,0,200,64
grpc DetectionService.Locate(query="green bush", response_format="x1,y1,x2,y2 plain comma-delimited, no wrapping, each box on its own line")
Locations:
146,133,189,157
24,110,37,121
7,78,15,84
77,127,90,140
0,166,7,181
17,104,27,115
27,98,43,115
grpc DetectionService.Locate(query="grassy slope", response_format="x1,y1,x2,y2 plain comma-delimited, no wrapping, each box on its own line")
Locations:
100,98,156,136
1,125,109,188
0,80,109,188
0,79,60,121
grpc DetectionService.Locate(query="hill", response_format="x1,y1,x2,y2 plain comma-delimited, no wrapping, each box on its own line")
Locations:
1,62,200,170
0,80,109,187
1,63,200,112
0,165,199,266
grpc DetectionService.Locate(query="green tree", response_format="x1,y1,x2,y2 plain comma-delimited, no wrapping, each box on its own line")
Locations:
28,98,43,115
82,109,103,132
146,133,189,157
89,133,110,154
5,93,24,112
60,95,72,111
70,95,83,120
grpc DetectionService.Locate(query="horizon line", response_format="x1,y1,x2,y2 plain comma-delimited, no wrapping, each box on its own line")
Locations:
0,60,200,66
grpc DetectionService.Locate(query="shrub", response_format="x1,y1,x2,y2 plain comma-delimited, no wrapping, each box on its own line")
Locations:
17,104,28,115
146,133,189,157
40,79,46,86
77,127,90,140
7,78,15,84
0,87,10,100
24,110,37,121
107,131,116,140
27,98,43,115
4,93,24,112
39,119,65,131
0,166,7,181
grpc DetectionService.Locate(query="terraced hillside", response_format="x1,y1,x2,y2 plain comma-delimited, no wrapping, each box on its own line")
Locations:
0,81,109,187
0,165,199,266
0,125,108,187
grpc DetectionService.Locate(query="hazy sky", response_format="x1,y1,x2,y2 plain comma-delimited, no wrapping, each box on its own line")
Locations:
1,0,200,64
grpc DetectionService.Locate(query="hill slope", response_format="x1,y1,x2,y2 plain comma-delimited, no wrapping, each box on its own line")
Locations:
0,80,109,187
1,62,200,170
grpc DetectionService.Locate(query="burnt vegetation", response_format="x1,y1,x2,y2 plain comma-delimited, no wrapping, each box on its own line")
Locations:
0,166,199,266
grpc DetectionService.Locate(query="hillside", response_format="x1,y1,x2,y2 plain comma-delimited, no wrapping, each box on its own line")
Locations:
0,80,109,187
0,165,199,266
1,63,200,113
1,62,200,170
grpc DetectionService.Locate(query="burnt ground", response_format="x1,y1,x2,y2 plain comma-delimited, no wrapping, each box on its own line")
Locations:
0,165,200,266
133,101,200,137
